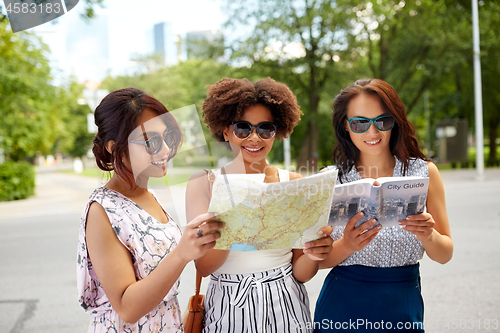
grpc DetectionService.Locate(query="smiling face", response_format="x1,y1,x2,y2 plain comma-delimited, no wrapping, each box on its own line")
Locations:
223,104,275,172
127,108,174,182
345,93,392,158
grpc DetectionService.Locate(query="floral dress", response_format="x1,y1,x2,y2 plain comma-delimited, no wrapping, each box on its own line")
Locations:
77,187,183,333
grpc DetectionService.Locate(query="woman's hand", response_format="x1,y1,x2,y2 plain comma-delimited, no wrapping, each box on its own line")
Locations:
303,226,334,261
175,213,224,263
342,212,381,252
399,212,435,242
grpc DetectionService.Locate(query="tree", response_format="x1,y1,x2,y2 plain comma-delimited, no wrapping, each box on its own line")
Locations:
55,80,95,158
0,20,62,161
221,0,361,170
101,58,235,141
348,1,470,113
476,1,500,165
350,0,500,165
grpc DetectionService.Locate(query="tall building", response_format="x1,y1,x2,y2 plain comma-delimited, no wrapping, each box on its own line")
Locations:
149,22,178,65
406,195,421,216
347,197,361,219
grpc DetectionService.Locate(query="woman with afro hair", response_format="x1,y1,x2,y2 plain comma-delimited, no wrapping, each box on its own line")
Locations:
185,77,333,333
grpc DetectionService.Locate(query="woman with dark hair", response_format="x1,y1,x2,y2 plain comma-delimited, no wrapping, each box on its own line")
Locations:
314,79,453,332
186,77,333,333
77,88,224,332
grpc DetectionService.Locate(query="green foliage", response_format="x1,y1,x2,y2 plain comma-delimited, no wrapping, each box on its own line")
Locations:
220,0,500,165
222,0,359,167
101,58,237,145
0,161,35,201
56,81,95,158
184,34,226,60
0,20,61,161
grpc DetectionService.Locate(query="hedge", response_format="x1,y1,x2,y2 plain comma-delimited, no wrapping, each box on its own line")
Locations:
0,161,35,202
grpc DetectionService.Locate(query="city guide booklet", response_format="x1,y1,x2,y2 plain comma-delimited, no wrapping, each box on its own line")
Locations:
328,176,430,228
207,169,338,251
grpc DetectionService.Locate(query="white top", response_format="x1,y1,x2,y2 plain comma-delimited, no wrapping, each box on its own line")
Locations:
213,168,294,274
77,188,182,332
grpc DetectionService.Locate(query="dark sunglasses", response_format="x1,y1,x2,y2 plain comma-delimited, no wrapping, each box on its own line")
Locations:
231,121,277,140
346,115,395,134
129,130,180,155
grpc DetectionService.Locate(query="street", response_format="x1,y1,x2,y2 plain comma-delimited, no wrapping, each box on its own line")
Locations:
0,167,499,332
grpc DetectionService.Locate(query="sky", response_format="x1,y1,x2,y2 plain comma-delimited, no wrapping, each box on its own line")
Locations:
27,0,226,83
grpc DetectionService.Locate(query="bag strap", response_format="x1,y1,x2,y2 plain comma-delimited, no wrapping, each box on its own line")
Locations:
192,270,203,309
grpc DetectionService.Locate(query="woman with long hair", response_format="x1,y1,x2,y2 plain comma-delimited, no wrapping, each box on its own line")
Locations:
314,79,453,332
77,88,223,332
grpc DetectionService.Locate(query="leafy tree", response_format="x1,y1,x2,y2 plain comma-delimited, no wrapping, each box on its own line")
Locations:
184,34,226,61
0,19,61,161
56,80,95,158
221,0,361,170
102,58,233,110
101,58,236,143
476,1,500,165
347,0,499,165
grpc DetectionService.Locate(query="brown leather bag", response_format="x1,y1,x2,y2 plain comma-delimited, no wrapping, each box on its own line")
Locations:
182,271,205,333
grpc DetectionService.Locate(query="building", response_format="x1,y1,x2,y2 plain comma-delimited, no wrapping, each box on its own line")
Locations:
148,21,179,66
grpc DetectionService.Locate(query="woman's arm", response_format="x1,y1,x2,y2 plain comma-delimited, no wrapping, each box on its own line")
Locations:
186,170,230,277
86,204,222,324
400,162,453,264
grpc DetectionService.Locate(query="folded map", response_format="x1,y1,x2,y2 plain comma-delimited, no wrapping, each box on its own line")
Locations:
208,169,338,251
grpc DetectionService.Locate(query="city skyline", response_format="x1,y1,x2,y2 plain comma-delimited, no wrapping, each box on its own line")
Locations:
27,0,225,83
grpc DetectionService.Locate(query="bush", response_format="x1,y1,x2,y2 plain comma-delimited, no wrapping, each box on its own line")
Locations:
0,161,35,202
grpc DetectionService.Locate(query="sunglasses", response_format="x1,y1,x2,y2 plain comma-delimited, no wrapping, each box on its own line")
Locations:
231,121,277,140
129,130,180,155
346,115,395,134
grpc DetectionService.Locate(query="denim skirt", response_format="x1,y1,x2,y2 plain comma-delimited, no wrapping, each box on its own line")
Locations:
314,264,424,332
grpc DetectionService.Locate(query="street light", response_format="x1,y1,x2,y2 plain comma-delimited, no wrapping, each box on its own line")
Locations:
472,0,484,179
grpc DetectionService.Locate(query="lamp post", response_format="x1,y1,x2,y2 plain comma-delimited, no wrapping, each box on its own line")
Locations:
472,0,484,179
284,137,291,171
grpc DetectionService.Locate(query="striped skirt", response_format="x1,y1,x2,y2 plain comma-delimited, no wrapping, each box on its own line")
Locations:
203,263,312,333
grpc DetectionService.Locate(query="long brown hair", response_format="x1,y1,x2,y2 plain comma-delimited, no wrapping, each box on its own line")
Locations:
332,79,426,181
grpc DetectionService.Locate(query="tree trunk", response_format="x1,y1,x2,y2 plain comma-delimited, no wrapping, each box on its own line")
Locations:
297,87,320,172
296,49,321,171
487,116,499,166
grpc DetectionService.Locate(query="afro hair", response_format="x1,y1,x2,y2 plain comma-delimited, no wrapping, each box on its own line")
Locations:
202,77,302,141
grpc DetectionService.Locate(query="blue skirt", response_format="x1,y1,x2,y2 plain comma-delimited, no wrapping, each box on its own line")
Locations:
313,264,424,332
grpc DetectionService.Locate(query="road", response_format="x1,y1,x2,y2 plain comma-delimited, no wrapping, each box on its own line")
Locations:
0,167,499,332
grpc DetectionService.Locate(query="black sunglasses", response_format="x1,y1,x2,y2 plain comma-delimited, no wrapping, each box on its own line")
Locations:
129,130,180,155
346,115,395,133
232,121,277,140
